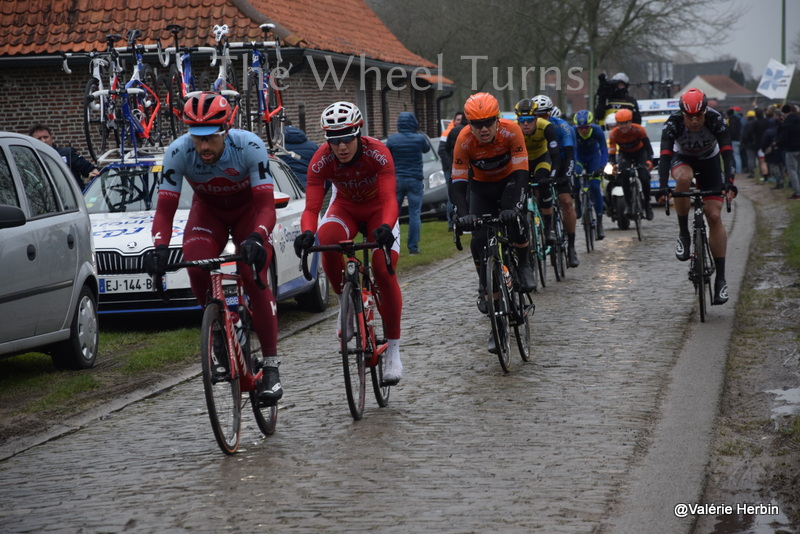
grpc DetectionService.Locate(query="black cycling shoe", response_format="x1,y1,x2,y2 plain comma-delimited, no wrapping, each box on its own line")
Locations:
675,235,691,261
487,330,498,354
596,219,605,240
568,246,580,268
476,287,488,314
518,263,537,292
645,204,654,221
713,278,729,305
258,365,283,407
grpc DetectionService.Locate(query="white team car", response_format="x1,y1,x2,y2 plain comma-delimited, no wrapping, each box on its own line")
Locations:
83,152,329,314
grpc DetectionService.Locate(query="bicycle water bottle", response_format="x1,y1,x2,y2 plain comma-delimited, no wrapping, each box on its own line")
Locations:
502,265,513,289
362,289,374,326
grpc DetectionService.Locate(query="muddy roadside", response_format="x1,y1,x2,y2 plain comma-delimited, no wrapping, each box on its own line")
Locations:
695,177,800,533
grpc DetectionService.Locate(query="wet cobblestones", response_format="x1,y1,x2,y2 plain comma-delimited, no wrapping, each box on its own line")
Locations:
0,209,734,533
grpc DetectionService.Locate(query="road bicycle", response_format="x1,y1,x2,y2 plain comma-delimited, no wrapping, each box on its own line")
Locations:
619,162,648,241
241,23,287,151
65,30,169,162
199,24,241,128
525,184,548,290
455,215,535,372
577,171,599,252
152,254,276,455
300,239,393,421
156,24,218,138
667,188,731,322
547,181,568,281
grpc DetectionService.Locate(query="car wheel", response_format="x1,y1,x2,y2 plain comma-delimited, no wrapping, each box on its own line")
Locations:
296,256,330,313
51,285,99,370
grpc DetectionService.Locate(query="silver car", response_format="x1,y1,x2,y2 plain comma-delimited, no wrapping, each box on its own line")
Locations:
0,133,99,369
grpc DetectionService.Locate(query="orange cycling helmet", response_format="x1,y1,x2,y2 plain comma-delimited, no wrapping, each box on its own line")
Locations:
464,92,500,121
679,88,708,114
183,92,232,135
615,109,633,123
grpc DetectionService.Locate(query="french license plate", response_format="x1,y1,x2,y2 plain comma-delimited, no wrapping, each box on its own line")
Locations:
100,275,157,294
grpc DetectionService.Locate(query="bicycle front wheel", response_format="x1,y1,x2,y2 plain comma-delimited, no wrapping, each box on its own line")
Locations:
265,87,284,150
513,289,533,362
242,308,277,436
340,281,367,420
486,255,512,372
368,285,391,407
632,186,643,242
201,302,242,455
694,230,707,322
581,192,594,253
533,211,547,288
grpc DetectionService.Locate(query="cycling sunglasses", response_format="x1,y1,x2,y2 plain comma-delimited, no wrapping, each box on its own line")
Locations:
327,134,357,145
517,117,536,124
470,117,497,129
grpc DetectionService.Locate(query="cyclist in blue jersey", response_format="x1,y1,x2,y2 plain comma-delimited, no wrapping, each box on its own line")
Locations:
531,95,580,266
572,110,609,239
146,92,282,407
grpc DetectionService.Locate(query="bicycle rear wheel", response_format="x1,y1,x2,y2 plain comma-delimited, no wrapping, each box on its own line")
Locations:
614,196,630,230
368,285,391,407
524,212,540,291
340,281,367,420
83,77,117,163
265,85,284,150
136,64,162,148
533,211,547,288
241,308,277,436
513,289,533,362
486,255,512,372
582,192,594,252
201,301,242,455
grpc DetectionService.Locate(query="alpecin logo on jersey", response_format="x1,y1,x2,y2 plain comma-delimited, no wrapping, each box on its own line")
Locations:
195,177,250,194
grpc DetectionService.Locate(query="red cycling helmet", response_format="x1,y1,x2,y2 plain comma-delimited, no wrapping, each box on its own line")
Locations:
679,88,708,115
183,92,232,135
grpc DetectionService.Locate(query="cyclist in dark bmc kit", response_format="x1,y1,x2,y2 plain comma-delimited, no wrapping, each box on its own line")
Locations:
147,92,283,407
657,88,738,305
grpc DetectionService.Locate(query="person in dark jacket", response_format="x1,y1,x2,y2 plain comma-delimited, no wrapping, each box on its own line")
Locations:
726,107,743,173
28,124,98,189
777,103,800,199
386,112,430,254
761,110,785,188
278,123,319,188
443,113,469,230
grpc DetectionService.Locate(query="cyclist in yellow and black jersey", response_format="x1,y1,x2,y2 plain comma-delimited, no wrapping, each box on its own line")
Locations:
515,98,577,266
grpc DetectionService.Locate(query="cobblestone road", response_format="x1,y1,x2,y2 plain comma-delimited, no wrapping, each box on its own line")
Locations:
0,206,738,534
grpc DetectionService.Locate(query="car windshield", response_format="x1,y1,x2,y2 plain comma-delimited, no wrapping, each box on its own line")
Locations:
642,118,667,147
83,164,193,214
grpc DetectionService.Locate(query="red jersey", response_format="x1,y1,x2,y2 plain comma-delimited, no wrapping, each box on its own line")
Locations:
302,136,397,232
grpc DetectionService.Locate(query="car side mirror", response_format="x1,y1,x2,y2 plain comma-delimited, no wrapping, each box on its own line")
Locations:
274,192,290,209
0,205,26,229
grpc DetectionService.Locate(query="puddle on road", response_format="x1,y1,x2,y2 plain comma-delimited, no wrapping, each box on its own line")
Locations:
766,387,800,418
708,503,794,533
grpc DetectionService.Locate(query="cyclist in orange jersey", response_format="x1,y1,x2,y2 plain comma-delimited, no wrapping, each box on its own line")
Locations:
607,108,655,220
450,92,536,352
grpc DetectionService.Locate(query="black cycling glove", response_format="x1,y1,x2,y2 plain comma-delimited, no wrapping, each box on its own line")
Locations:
457,214,478,231
373,223,394,247
499,209,518,226
144,245,170,277
293,230,316,258
240,232,267,273
725,181,738,197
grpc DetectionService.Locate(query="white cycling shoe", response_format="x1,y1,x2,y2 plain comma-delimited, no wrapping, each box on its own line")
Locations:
382,343,403,385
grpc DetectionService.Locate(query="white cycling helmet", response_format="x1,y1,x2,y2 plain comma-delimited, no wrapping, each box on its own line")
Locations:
320,101,363,137
531,95,553,114
611,72,629,85
550,106,562,118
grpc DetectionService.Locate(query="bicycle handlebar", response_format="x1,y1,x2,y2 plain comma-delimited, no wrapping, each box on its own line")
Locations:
299,240,395,281
151,254,265,302
452,213,523,251
665,188,732,216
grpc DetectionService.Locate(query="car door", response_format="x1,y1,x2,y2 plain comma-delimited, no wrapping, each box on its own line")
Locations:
6,141,80,336
268,159,307,294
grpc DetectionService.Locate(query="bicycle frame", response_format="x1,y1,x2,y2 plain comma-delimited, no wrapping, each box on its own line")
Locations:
120,33,162,152
157,25,218,114
209,24,240,126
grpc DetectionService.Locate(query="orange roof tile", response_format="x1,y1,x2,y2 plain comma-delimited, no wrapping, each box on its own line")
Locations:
699,75,754,96
0,0,435,69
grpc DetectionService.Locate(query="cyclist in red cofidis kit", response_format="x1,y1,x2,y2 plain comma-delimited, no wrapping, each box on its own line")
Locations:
293,102,405,385
146,91,283,406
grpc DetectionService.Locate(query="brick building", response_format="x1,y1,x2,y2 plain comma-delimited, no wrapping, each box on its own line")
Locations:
0,0,452,159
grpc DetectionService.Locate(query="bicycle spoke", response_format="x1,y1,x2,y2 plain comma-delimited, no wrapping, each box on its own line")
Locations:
340,282,366,420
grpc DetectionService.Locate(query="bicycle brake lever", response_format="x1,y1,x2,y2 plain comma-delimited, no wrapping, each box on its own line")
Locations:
383,244,395,276
252,264,266,290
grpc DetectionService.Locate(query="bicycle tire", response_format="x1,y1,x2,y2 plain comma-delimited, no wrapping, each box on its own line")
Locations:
614,196,630,230
513,289,533,362
524,212,540,291
244,71,266,139
582,191,594,252
368,282,391,407
340,281,367,420
695,229,707,322
533,210,547,288
201,301,242,455
485,255,512,372
155,73,178,145
83,77,116,163
265,86,284,150
553,208,567,279
168,65,189,138
632,183,643,242
242,307,277,436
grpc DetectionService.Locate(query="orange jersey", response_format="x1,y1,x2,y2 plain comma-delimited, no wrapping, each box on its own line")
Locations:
608,123,649,155
451,118,528,183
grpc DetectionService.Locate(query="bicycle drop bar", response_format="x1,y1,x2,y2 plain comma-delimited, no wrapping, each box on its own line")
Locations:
300,241,394,280
151,254,265,302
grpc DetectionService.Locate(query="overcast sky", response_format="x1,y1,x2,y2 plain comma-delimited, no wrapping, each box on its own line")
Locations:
689,0,800,79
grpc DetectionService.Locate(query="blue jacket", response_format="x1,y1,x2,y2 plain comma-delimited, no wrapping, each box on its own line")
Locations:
386,112,430,181
278,126,318,187
573,123,608,167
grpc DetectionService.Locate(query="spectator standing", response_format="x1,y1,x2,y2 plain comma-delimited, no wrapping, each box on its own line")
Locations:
443,113,469,230
777,103,800,199
726,107,743,174
744,108,769,179
761,109,785,189
741,109,757,175
28,124,99,189
386,112,430,254
278,122,318,188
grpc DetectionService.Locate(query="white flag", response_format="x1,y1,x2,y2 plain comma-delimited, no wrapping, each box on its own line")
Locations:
757,58,796,100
